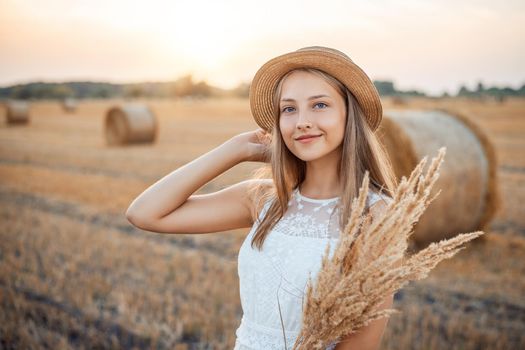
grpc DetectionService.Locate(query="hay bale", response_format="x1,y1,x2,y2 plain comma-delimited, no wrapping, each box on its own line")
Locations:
105,104,157,145
4,100,30,124
62,98,77,113
377,109,500,247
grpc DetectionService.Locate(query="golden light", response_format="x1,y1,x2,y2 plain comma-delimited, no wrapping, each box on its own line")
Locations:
150,1,242,72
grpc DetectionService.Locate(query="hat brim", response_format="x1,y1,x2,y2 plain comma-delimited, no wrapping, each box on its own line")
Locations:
249,48,383,133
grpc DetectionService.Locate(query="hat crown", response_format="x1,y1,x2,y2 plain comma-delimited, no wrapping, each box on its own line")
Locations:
296,46,353,63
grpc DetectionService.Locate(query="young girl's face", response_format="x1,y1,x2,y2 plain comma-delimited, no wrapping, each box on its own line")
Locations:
278,70,347,162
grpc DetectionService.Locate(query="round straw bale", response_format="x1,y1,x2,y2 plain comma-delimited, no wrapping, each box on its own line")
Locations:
105,104,157,145
4,100,30,124
62,98,77,113
377,109,500,247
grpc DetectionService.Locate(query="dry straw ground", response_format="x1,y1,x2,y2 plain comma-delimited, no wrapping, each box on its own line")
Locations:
0,96,524,349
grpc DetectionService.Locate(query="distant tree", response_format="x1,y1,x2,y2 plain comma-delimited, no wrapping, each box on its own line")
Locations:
458,85,471,97
94,86,112,98
193,80,211,97
51,84,74,99
374,80,396,96
171,74,194,97
403,89,426,97
232,82,250,98
11,86,32,99
125,85,145,98
476,81,485,93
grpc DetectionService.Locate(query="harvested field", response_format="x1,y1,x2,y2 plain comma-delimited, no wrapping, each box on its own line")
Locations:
0,97,524,349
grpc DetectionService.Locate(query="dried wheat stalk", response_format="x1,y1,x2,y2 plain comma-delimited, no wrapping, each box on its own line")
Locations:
291,147,485,349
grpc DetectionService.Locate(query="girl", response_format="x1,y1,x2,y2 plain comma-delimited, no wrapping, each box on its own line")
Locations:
126,46,397,350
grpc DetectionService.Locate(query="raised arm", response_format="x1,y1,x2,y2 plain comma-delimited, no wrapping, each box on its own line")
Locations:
125,128,272,234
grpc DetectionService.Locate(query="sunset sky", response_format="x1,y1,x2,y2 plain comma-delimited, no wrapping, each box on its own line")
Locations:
0,0,523,96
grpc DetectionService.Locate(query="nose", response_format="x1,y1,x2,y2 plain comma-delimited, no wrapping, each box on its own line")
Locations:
296,110,313,130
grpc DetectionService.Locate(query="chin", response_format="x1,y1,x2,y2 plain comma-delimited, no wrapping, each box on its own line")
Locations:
293,151,326,162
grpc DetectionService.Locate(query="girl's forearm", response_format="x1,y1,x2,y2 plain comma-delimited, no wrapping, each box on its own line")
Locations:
126,137,247,222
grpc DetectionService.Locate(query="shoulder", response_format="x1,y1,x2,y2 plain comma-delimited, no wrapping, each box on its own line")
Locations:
242,178,274,195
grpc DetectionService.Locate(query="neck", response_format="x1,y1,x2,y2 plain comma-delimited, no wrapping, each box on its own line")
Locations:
300,147,341,199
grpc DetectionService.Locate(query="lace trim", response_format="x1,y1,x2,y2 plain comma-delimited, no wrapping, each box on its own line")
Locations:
294,187,340,203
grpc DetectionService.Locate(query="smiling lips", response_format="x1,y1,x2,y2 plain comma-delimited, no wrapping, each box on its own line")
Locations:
295,134,322,143
295,133,322,140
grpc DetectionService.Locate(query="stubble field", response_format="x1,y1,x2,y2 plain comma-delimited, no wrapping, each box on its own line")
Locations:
0,96,524,349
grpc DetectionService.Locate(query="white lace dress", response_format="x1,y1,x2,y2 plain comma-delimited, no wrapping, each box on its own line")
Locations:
234,186,392,350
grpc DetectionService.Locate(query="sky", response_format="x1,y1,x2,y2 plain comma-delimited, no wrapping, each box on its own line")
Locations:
0,0,524,96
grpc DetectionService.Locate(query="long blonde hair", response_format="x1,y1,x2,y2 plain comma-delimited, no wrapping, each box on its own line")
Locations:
248,67,397,251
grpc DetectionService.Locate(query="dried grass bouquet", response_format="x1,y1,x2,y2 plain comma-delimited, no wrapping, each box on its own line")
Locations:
292,147,485,349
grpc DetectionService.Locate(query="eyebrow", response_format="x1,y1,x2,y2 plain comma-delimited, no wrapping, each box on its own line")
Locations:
280,94,331,103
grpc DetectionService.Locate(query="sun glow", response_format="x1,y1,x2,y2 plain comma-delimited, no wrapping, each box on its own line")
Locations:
147,1,243,72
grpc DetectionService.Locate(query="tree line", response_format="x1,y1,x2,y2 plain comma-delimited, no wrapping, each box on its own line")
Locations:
1,75,523,100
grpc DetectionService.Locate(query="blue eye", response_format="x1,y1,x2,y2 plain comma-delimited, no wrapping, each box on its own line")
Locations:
314,102,327,109
282,106,295,113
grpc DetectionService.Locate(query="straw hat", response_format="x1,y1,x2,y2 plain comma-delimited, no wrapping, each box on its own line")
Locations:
249,46,383,133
